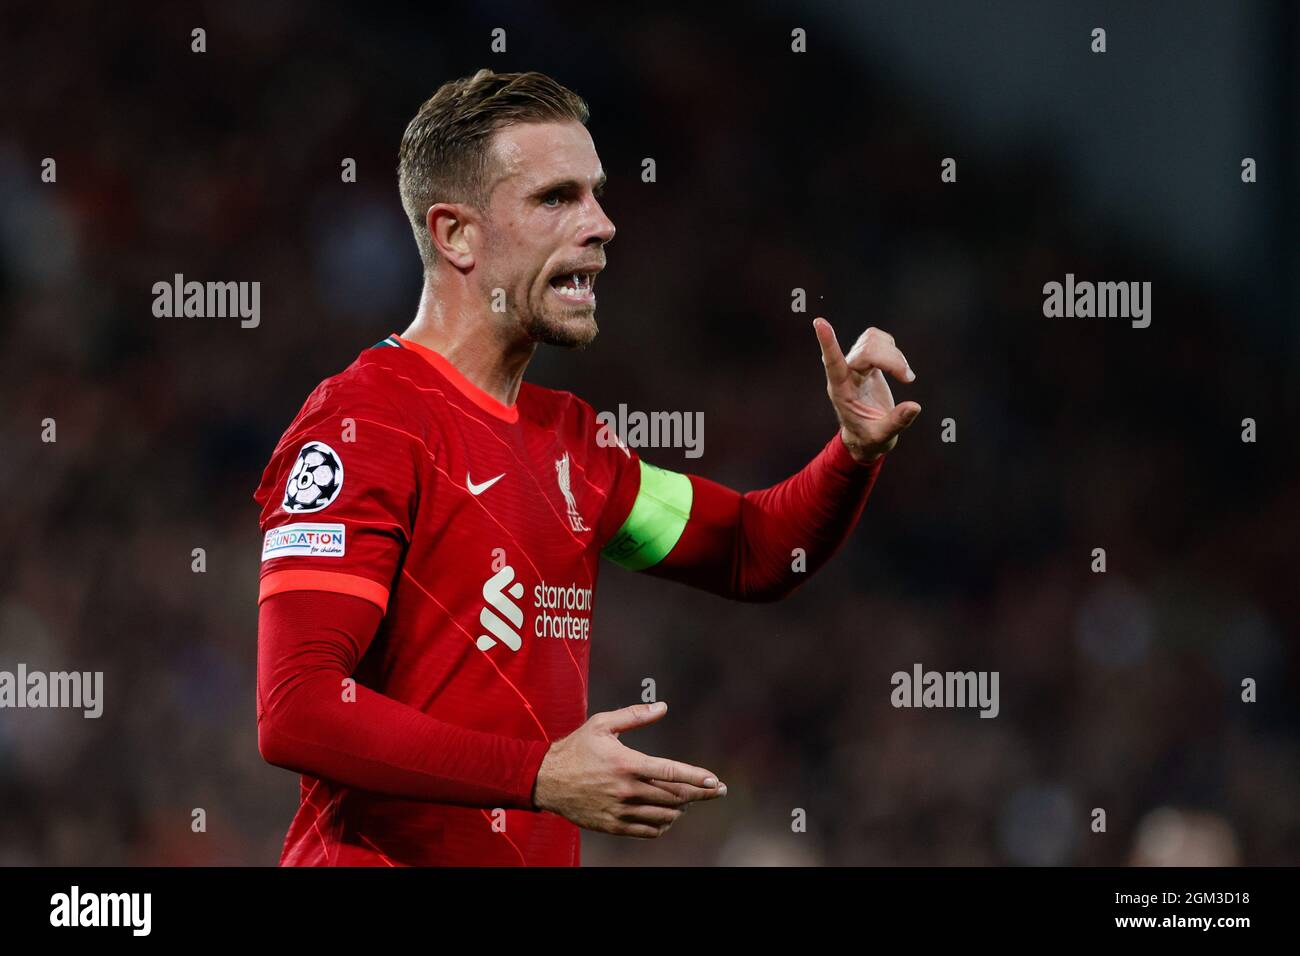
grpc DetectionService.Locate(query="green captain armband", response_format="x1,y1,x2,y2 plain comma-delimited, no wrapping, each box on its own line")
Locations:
600,460,693,571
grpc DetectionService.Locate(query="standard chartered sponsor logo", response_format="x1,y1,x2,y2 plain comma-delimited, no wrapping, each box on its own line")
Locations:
476,562,593,650
477,565,525,652
533,581,593,640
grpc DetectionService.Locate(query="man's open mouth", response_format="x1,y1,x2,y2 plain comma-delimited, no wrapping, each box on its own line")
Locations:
548,268,600,304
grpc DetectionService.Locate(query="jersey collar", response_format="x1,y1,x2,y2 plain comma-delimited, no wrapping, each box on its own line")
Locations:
391,333,520,424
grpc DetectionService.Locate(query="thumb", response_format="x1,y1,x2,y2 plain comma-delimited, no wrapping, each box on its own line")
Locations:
601,700,668,737
888,401,922,434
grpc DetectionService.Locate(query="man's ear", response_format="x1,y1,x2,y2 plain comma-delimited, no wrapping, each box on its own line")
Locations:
426,202,476,270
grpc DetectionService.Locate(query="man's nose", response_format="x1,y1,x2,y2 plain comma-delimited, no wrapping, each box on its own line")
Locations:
582,200,615,246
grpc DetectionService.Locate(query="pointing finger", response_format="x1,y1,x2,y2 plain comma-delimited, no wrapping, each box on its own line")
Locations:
813,317,851,387
647,779,729,803
633,754,722,790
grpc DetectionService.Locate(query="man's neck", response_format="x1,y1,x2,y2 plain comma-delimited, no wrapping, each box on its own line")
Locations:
399,279,536,407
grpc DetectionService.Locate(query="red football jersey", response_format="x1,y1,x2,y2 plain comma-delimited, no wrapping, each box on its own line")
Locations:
253,332,645,866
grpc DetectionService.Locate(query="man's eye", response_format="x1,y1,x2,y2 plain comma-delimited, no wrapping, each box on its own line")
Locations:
542,193,562,207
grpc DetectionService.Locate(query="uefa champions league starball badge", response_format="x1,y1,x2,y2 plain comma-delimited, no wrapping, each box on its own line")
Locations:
281,441,345,513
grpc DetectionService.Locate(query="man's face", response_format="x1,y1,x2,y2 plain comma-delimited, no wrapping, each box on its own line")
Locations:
474,120,615,348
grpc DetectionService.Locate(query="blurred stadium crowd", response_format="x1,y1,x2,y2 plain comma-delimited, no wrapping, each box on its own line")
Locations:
0,3,1295,865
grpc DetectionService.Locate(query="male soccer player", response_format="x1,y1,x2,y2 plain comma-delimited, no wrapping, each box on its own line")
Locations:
254,69,921,866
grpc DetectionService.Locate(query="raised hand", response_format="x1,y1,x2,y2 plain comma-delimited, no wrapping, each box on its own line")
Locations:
813,317,921,462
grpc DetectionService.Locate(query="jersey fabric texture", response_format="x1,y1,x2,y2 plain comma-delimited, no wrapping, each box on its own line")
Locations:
254,332,887,866
255,333,645,865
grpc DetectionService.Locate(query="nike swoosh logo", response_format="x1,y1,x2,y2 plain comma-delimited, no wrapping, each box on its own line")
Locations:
466,471,505,496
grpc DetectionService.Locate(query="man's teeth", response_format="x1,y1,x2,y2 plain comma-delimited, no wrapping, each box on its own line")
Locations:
554,273,592,295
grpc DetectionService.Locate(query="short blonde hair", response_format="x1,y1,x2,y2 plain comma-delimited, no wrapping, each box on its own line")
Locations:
397,68,590,268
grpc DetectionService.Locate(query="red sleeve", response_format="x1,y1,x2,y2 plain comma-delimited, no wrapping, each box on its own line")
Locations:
256,589,550,809
253,376,420,613
645,432,885,601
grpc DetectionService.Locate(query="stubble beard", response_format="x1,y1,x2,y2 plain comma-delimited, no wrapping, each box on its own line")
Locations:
521,289,599,350
477,249,599,349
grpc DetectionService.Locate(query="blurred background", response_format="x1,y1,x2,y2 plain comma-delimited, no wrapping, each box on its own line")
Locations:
0,0,1296,865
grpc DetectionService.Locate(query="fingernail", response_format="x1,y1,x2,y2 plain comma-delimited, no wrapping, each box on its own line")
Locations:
906,367,916,382
719,784,728,796
703,777,717,788
651,701,666,712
